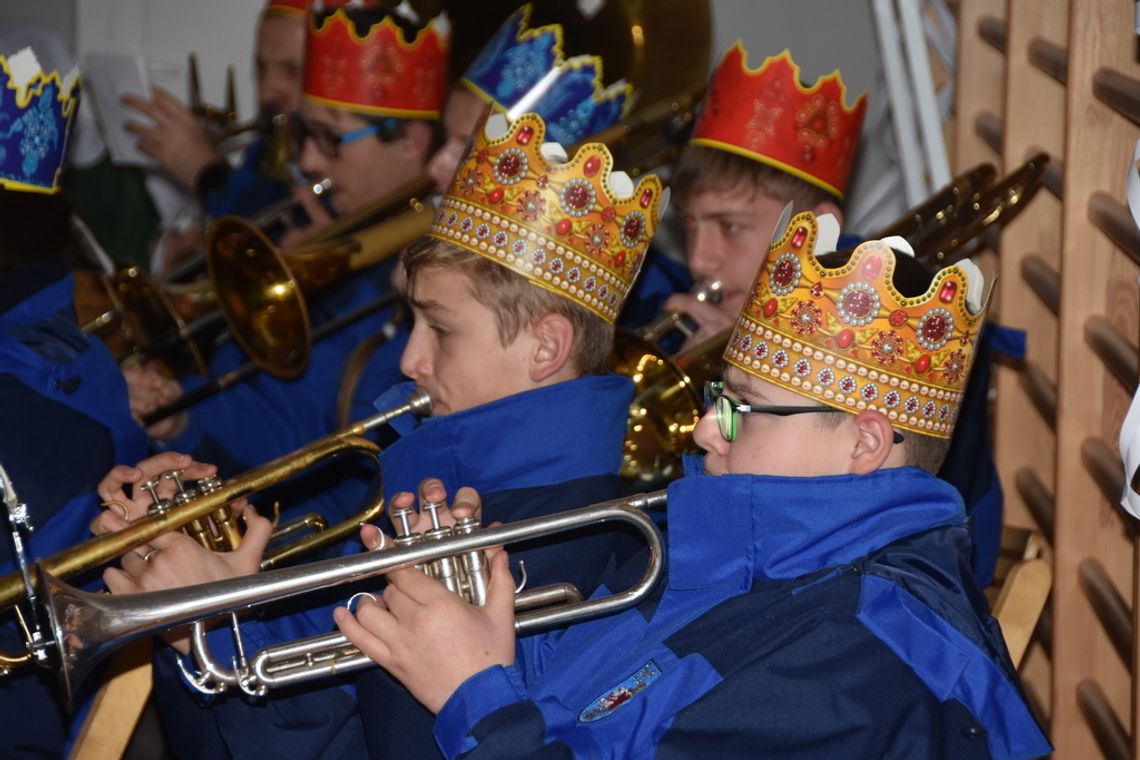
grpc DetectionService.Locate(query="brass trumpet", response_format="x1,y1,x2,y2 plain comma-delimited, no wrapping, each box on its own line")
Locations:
0,388,432,675
37,490,665,706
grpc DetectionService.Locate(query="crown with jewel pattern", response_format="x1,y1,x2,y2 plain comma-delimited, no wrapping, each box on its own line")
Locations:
691,44,867,200
304,8,449,118
429,111,666,323
724,211,990,438
460,4,633,146
0,47,80,195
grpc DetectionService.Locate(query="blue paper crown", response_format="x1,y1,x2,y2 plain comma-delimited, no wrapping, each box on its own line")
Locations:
460,4,633,146
0,47,80,195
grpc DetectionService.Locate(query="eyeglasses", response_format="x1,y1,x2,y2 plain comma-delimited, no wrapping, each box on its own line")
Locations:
702,381,904,444
291,114,400,158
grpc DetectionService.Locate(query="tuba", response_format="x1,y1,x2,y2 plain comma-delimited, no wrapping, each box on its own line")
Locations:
0,389,432,675
34,490,666,706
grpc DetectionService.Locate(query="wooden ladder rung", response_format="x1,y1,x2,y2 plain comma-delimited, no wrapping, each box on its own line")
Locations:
977,14,1007,54
1027,36,1068,84
1014,468,1055,541
1042,155,1064,199
975,111,1004,155
1077,558,1132,670
1084,316,1139,394
1077,679,1130,760
1020,254,1060,315
1081,437,1126,516
1093,67,1140,128
1088,191,1140,268
1019,360,1057,429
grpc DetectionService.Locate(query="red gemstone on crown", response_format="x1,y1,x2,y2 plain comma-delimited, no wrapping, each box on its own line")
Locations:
836,329,855,349
488,187,504,204
862,256,882,279
516,126,534,145
555,218,572,236
938,280,958,303
602,206,617,222
536,175,549,188
921,314,948,343
615,251,626,266
790,226,808,249
810,281,823,298
584,155,602,177
497,153,523,179
639,189,654,208
889,309,908,327
564,183,592,210
772,259,797,288
622,216,644,244
841,289,874,319
915,354,931,374
763,298,778,318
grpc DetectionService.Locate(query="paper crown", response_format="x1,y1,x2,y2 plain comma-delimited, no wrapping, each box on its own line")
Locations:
304,8,449,118
264,0,310,16
724,211,990,438
429,111,666,323
691,44,867,200
0,47,80,195
460,5,633,146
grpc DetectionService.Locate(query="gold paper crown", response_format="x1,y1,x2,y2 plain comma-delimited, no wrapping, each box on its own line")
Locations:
428,111,667,323
724,211,990,438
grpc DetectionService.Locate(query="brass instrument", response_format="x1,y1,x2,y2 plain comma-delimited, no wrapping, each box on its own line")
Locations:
611,279,724,484
207,175,435,378
872,162,997,246
911,152,1049,267
0,388,432,675
36,490,665,705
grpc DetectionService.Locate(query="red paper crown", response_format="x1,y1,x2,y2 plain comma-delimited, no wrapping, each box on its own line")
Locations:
264,0,310,17
691,44,867,200
429,112,667,323
303,9,449,118
724,211,990,438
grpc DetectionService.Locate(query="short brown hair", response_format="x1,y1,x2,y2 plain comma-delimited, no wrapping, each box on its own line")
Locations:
812,412,951,474
403,237,614,375
671,144,838,211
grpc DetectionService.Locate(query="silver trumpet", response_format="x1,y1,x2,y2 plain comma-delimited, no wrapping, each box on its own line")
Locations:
37,491,667,706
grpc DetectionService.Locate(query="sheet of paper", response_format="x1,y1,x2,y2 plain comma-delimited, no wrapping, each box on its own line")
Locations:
82,51,156,168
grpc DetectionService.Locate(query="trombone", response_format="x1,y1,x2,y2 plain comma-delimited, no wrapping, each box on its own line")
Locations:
0,388,432,675
35,490,666,706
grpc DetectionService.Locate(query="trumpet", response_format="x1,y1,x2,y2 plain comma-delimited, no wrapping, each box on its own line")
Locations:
36,490,666,706
0,388,432,675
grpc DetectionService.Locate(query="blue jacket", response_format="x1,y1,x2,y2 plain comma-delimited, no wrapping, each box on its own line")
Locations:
200,138,291,222
434,464,1052,760
0,270,148,758
152,375,639,760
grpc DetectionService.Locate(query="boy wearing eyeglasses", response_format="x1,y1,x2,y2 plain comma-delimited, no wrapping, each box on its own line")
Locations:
336,210,1052,759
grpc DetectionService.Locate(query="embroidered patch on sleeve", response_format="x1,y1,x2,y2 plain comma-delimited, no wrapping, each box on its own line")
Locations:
578,661,663,723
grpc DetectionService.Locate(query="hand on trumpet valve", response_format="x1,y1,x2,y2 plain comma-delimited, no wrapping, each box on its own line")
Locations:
92,451,216,529
336,480,516,714
122,365,188,441
359,477,484,551
101,503,272,655
121,86,222,192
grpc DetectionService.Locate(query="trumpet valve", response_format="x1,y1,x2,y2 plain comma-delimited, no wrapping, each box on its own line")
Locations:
390,506,416,538
141,477,173,516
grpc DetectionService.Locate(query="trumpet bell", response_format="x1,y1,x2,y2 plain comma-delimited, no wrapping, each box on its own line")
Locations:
208,218,313,379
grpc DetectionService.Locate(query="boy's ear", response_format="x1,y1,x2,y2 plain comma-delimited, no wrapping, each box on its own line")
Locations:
399,120,434,162
848,409,897,474
529,312,575,382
